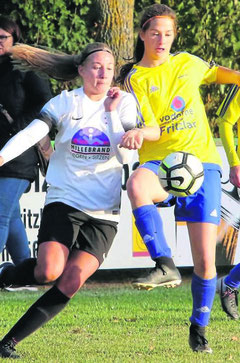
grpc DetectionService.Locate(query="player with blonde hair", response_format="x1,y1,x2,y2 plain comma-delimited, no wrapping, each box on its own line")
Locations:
0,42,137,359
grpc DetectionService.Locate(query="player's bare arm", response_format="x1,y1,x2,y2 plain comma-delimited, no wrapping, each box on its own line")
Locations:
230,165,240,188
120,126,160,150
216,67,240,86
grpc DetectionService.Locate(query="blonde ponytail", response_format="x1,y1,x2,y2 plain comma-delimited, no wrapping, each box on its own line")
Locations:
10,44,79,81
10,42,113,81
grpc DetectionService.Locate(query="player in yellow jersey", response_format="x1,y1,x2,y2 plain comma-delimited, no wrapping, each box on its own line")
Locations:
117,3,240,353
217,85,240,186
216,85,240,321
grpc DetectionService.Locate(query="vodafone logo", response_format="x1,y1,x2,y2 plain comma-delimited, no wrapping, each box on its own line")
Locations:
171,96,185,112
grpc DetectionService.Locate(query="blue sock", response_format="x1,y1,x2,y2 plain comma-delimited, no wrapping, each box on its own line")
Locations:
133,205,171,259
225,263,240,289
190,273,216,327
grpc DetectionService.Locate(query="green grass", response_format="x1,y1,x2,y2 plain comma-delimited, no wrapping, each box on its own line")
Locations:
0,279,239,363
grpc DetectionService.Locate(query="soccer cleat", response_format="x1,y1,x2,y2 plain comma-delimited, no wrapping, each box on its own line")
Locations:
217,276,239,320
132,258,181,290
0,262,14,289
189,324,212,353
0,339,19,359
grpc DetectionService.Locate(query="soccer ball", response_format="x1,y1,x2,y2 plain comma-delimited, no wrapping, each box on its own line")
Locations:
158,152,204,197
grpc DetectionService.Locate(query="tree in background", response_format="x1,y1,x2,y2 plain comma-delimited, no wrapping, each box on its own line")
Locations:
95,0,134,75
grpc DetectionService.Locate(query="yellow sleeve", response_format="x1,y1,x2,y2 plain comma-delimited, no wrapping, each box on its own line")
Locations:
216,85,240,125
218,118,240,167
124,73,158,128
201,64,218,84
189,55,218,85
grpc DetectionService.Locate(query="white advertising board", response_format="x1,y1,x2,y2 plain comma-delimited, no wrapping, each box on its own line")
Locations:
1,145,240,269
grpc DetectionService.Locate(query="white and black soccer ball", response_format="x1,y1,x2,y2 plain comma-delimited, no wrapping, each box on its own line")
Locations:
158,152,204,197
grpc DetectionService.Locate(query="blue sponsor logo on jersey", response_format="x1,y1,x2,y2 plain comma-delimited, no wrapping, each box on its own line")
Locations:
159,120,197,136
71,127,110,159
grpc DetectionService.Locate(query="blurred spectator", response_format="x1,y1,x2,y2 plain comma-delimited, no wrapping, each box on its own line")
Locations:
0,16,52,265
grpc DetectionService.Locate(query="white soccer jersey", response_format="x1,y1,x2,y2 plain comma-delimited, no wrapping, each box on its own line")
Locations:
38,87,136,221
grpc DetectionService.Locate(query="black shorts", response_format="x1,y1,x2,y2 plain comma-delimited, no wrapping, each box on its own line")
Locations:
38,202,118,264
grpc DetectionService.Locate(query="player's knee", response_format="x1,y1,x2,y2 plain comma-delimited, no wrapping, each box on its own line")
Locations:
194,258,216,279
34,265,63,284
126,176,142,201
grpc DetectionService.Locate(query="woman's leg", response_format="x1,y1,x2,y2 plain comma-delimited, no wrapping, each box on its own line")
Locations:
6,203,31,265
0,178,29,256
127,167,181,289
224,263,240,289
0,241,69,287
188,222,217,353
0,250,99,358
34,241,69,283
0,201,72,288
217,263,240,320
56,250,100,296
188,222,217,279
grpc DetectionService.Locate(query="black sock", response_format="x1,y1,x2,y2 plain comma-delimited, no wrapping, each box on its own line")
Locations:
190,323,206,336
3,286,70,344
154,256,177,270
1,258,37,286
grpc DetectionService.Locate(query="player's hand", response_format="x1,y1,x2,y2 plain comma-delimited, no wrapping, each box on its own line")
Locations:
229,165,240,188
104,87,121,112
0,156,4,167
120,129,144,150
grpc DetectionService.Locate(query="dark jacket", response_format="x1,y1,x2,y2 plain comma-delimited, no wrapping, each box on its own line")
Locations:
0,57,52,182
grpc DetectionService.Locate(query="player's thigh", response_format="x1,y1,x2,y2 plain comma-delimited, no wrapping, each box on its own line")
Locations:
127,165,168,204
36,202,80,280
57,215,117,296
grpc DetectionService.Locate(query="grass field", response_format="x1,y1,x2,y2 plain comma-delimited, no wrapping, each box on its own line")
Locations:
0,275,239,363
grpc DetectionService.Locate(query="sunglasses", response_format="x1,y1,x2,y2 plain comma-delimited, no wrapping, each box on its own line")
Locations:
0,35,12,42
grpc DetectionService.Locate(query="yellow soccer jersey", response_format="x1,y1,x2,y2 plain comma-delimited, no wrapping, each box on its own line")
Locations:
124,52,222,166
217,85,240,167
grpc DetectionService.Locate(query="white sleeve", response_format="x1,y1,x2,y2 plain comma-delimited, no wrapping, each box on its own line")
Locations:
38,90,72,127
105,111,135,164
116,91,137,131
0,119,50,165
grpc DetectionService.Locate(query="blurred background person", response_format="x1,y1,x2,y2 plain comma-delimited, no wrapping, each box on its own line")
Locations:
0,16,52,266
216,85,240,320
